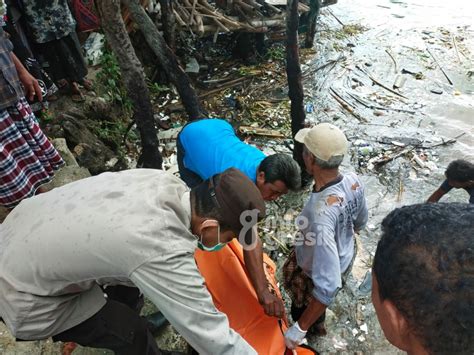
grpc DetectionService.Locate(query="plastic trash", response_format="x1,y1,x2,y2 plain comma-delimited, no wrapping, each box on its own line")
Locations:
84,32,105,66
358,143,374,156
358,269,372,295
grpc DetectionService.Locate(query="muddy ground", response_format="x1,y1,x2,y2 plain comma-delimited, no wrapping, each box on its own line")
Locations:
1,0,472,353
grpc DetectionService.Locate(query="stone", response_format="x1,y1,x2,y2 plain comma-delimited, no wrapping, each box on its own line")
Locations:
61,115,117,175
51,138,79,167
43,166,91,191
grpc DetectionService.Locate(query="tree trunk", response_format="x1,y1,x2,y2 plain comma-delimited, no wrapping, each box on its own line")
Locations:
304,0,321,48
286,0,306,175
122,0,207,121
97,0,162,169
159,0,176,51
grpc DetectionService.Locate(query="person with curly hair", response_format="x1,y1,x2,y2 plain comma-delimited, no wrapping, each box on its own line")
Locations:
427,159,474,203
372,203,474,354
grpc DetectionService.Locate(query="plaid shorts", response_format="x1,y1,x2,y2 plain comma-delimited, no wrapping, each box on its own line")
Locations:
283,242,357,308
0,97,64,208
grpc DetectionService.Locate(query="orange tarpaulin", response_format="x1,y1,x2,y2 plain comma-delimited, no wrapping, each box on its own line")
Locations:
195,239,317,355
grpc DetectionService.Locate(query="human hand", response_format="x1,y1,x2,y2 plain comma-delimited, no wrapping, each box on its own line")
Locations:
284,322,307,349
258,289,285,318
18,69,43,102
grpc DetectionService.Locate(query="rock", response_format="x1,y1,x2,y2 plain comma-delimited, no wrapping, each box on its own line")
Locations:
61,115,117,175
185,57,200,73
379,136,422,146
43,166,91,191
51,138,79,167
85,97,115,121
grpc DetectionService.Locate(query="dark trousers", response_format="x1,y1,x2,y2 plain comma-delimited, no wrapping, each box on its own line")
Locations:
291,303,326,326
52,286,161,355
176,134,204,189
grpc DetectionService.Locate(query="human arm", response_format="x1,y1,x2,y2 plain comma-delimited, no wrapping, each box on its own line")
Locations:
354,193,368,233
11,52,43,102
427,180,452,203
427,188,446,203
131,252,257,355
243,238,285,318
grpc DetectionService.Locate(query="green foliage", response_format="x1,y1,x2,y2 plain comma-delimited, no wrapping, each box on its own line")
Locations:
265,44,286,62
96,51,133,113
147,80,170,96
88,118,137,154
39,109,54,123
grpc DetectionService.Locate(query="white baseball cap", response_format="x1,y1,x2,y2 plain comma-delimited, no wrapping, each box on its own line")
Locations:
295,123,348,162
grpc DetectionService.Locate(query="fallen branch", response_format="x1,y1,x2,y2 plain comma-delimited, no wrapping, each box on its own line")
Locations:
426,47,453,86
356,65,408,99
238,126,285,138
452,35,462,63
326,8,344,26
371,146,416,166
346,92,415,114
330,87,368,122
420,132,466,149
385,48,398,74
199,76,253,98
371,132,466,167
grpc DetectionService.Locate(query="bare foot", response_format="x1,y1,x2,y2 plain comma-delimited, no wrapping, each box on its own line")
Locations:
70,82,85,102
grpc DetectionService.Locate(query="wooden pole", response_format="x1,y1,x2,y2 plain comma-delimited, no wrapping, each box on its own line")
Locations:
97,0,163,169
286,0,308,182
122,0,207,120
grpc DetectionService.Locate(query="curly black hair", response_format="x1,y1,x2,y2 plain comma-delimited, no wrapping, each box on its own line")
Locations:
445,159,474,183
374,203,474,355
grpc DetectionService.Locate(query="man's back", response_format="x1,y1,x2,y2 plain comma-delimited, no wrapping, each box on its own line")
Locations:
179,119,266,182
0,169,195,339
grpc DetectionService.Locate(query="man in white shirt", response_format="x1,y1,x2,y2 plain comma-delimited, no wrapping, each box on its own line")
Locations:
0,168,264,354
283,123,368,349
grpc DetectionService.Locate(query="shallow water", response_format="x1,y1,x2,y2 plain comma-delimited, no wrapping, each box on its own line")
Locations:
292,1,473,353
331,0,473,159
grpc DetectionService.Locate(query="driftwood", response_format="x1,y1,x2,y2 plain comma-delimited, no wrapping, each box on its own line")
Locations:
238,126,285,138
371,132,466,167
356,65,408,100
371,146,416,166
346,92,415,114
385,49,398,74
330,88,368,122
170,0,309,35
426,47,454,86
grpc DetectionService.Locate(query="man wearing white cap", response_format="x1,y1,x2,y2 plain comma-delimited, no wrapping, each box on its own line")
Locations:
282,123,368,349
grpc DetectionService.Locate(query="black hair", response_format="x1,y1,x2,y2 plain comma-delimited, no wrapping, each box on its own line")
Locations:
190,175,233,232
258,154,301,190
445,159,474,183
374,203,474,355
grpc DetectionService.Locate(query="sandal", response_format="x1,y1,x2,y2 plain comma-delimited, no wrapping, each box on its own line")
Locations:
80,78,94,91
71,92,86,103
71,82,86,102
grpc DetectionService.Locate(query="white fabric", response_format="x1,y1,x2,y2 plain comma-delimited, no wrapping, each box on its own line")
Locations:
0,169,255,354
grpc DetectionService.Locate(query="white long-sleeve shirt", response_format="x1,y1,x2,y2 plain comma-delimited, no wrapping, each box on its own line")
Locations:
0,169,255,354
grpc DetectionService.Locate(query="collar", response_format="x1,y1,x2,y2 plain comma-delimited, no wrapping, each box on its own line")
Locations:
313,174,343,193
